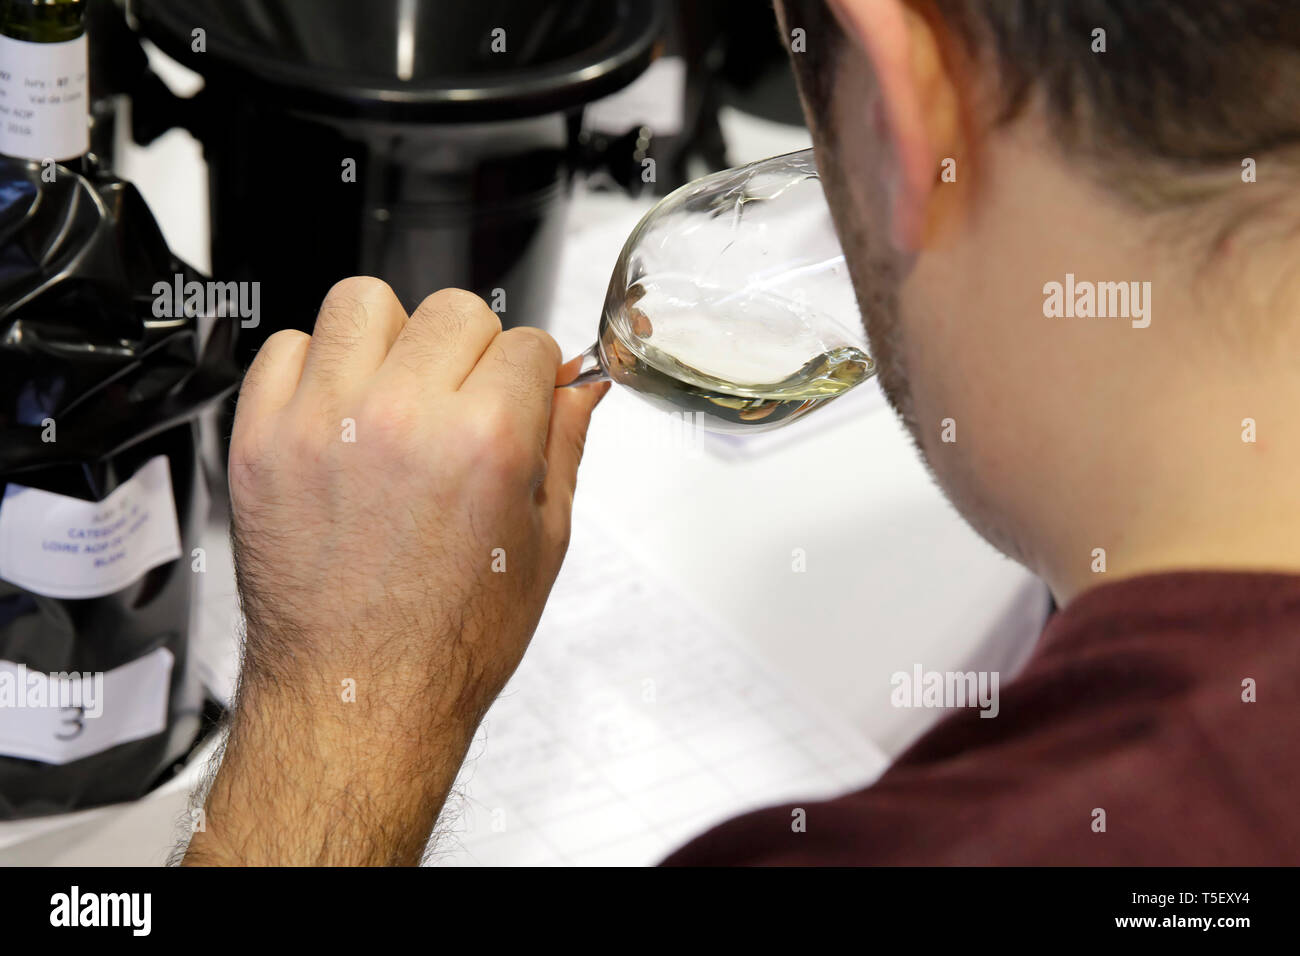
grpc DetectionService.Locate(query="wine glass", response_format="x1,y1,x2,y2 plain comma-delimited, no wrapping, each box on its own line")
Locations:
561,147,874,434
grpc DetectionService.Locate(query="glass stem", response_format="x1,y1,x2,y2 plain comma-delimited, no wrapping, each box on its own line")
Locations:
558,342,610,387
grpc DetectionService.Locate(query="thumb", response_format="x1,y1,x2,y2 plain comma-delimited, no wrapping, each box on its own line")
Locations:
542,379,610,509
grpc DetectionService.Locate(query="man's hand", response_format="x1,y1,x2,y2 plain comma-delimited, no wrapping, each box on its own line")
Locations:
183,279,607,865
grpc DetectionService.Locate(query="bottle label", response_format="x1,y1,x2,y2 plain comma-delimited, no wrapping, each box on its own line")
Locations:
0,33,89,162
0,456,184,600
0,648,174,765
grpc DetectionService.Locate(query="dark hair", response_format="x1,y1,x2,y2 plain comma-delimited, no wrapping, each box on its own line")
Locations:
784,0,1300,191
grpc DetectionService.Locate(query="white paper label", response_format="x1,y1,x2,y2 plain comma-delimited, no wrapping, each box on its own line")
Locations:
0,647,173,765
0,32,90,161
0,456,183,599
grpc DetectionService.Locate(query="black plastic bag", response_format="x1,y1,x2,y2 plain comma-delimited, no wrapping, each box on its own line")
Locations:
0,156,239,819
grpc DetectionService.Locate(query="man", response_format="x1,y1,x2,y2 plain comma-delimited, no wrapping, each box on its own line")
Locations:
183,0,1300,865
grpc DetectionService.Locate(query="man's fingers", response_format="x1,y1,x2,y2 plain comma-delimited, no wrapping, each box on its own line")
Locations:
233,329,311,429
459,326,564,441
541,379,609,517
298,277,408,395
380,288,502,393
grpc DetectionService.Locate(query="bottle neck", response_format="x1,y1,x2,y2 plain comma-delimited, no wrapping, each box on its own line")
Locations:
0,0,90,164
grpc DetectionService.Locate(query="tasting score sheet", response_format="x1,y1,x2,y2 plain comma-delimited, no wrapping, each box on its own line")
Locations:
428,502,890,866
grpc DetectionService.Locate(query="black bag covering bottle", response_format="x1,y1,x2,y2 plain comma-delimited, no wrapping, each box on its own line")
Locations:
0,0,239,818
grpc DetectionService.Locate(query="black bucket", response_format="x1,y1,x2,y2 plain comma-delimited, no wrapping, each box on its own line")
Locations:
132,0,663,365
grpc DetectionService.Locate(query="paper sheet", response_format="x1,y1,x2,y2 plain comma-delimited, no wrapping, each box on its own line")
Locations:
187,502,891,867
429,506,890,866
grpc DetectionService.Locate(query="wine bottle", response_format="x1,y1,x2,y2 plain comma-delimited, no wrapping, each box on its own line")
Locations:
0,0,90,163
0,0,238,821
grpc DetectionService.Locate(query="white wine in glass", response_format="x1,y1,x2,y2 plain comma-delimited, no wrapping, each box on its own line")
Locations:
562,148,875,434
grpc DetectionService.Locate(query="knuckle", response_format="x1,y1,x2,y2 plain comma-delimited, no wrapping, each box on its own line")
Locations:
314,303,365,348
463,403,535,477
469,401,518,446
490,329,560,405
326,275,396,306
356,390,419,452
428,286,487,314
316,277,399,340
500,326,559,365
243,329,308,390
263,328,311,353
414,288,501,338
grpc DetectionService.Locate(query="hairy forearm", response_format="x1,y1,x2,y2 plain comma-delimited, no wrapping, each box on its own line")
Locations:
183,662,476,866
182,279,594,864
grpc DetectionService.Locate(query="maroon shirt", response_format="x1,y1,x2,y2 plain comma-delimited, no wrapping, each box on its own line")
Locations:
662,572,1300,865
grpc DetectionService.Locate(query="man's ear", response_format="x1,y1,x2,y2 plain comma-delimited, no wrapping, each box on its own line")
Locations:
828,0,961,250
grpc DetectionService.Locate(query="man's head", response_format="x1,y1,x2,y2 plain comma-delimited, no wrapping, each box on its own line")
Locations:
778,0,1300,601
